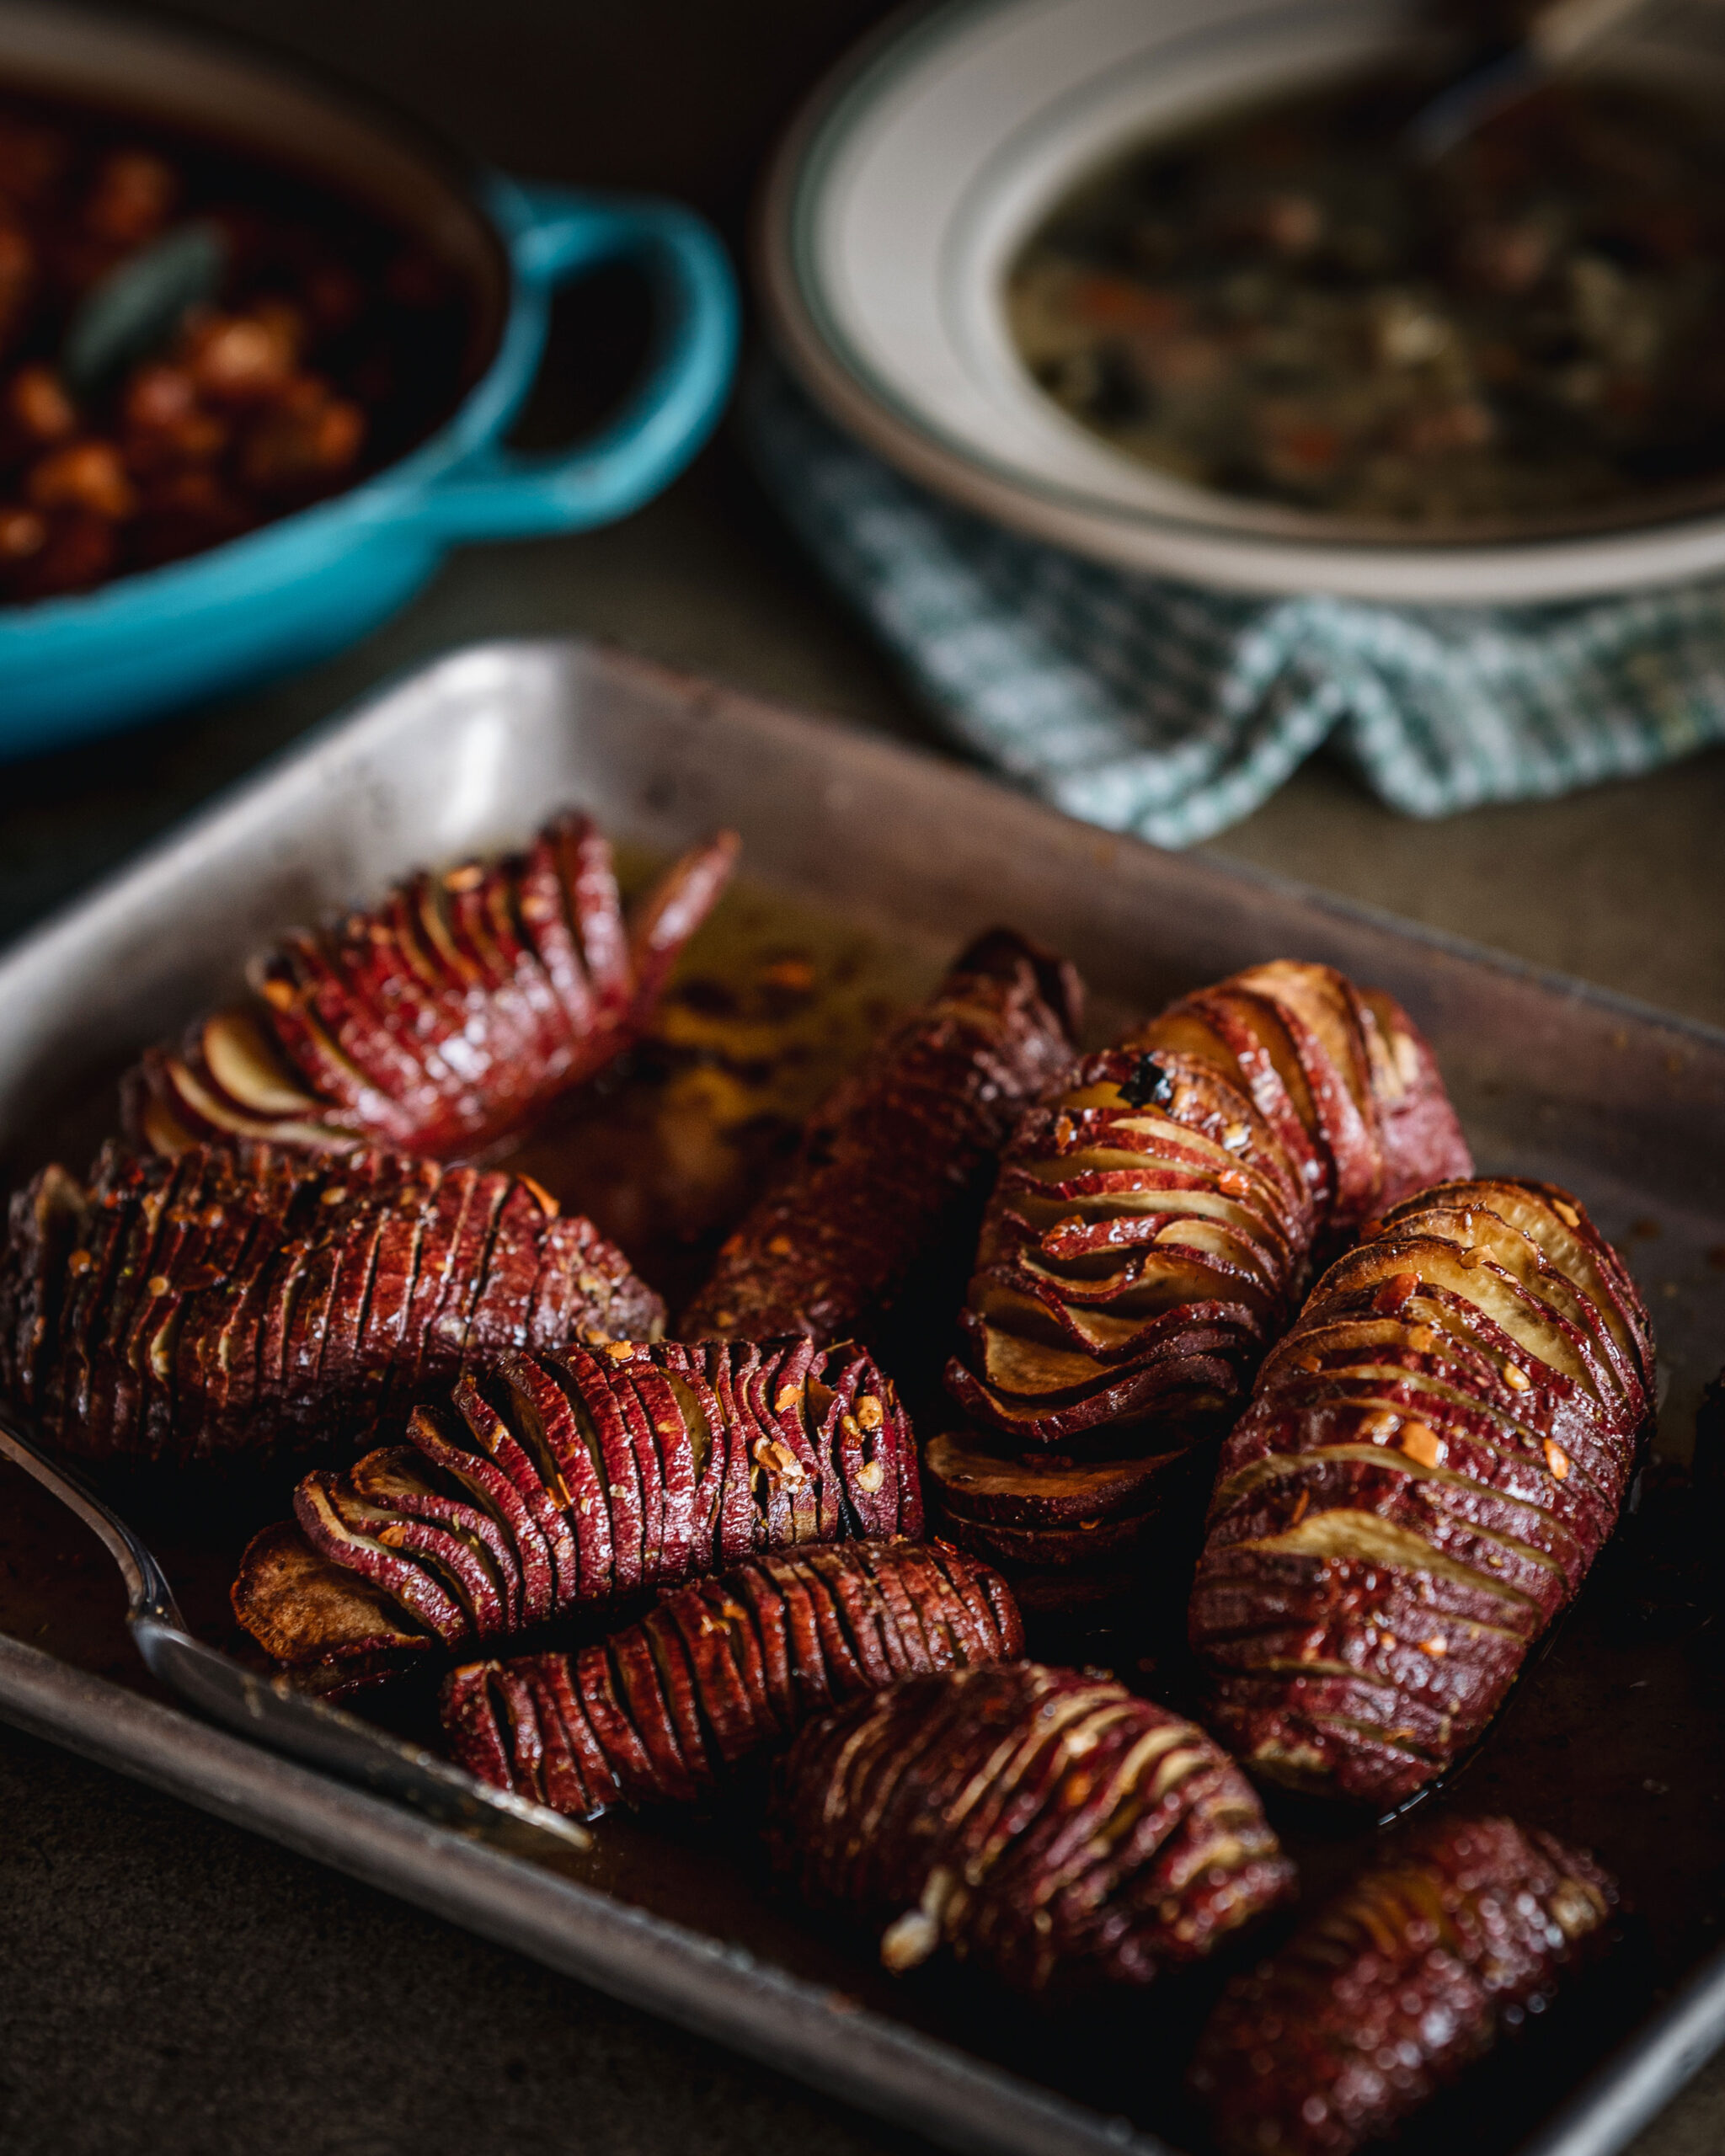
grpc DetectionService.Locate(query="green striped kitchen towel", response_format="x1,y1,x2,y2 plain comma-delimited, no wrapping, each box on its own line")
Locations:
744,362,1725,849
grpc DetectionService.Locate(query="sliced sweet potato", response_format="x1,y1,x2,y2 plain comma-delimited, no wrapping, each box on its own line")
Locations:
441,1542,1022,1821
680,926,1081,1346
0,1140,662,1470
952,961,1470,1467
120,808,737,1162
1193,1817,1618,2156
232,1340,926,1667
1189,1177,1653,1806
772,1663,1292,1993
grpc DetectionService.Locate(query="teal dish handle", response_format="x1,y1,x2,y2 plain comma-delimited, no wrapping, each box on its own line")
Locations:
403,178,739,539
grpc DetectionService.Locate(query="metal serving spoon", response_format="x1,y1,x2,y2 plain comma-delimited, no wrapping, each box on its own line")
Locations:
1407,0,1655,161
0,1410,590,1860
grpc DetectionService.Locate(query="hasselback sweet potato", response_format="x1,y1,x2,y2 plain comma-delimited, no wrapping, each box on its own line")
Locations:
679,927,1081,1344
771,1661,1293,1993
1191,1815,1619,2156
948,961,1470,1453
934,962,1470,1604
124,809,739,1162
0,1139,660,1470
1189,1177,1654,1805
443,1540,1023,1818
232,1336,923,1669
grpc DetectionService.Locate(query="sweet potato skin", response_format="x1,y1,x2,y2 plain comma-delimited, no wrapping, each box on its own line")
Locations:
1191,1815,1619,2156
770,1661,1293,1994
441,1540,1023,1818
0,1139,660,1470
936,963,1470,1606
123,812,738,1163
679,927,1081,1346
1188,1177,1655,1804
232,1337,925,1667
949,963,1471,1456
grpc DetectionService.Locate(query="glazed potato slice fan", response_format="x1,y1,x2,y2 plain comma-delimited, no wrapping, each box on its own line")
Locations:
0,1139,662,1470
681,926,1080,1345
233,1336,925,1678
1192,1815,1621,2156
443,1540,1024,1820
772,1661,1295,1993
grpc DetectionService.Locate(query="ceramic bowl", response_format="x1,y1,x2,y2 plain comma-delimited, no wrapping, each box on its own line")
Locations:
757,0,1725,602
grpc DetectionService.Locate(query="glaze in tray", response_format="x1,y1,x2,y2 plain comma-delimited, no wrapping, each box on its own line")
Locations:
1,638,1722,2156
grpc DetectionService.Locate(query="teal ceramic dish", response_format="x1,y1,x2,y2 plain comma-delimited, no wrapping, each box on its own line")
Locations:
0,4,739,758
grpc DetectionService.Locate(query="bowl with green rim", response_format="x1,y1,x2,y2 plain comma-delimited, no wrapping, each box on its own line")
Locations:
757,0,1725,603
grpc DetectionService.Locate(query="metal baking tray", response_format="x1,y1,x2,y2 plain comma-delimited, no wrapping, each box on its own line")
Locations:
1,638,1722,2156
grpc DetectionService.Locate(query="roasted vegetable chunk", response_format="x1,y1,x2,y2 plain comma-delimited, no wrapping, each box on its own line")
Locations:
679,926,1081,1344
443,1540,1023,1818
233,1337,924,1667
0,1139,660,1469
1189,1177,1654,1804
1191,1815,1619,2156
771,1661,1293,1993
124,809,738,1161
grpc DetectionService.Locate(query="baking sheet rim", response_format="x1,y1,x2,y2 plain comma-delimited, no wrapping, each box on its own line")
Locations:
0,633,1719,2156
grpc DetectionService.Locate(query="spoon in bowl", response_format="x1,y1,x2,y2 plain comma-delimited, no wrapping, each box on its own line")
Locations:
1407,0,1655,161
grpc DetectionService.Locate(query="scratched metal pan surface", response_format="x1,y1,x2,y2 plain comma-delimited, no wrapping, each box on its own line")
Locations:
0,638,1722,2156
